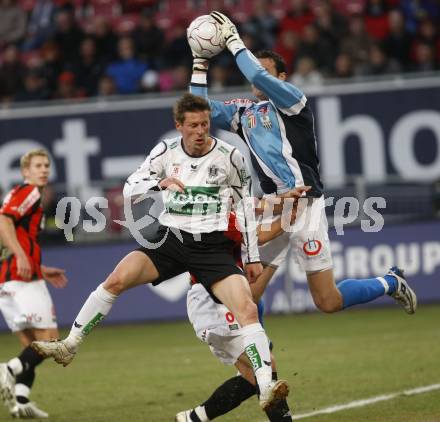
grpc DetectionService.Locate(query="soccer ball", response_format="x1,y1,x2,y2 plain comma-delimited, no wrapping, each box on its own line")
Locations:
187,15,225,59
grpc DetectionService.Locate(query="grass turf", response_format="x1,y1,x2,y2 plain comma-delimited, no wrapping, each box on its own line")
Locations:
1,305,439,421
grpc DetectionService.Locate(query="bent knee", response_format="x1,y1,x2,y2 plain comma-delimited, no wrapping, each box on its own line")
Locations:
103,271,128,295
237,299,259,324
313,296,342,313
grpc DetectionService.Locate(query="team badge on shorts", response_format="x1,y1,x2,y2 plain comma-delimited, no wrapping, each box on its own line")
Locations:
303,239,322,256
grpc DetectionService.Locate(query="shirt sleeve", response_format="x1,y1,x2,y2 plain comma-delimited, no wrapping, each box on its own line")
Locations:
0,185,41,221
236,49,307,116
123,142,167,198
228,148,260,264
190,83,251,133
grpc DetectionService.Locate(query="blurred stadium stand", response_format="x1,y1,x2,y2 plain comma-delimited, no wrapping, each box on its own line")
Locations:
1,0,439,102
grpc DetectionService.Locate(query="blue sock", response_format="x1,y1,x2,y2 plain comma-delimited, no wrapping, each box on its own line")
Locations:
383,274,397,294
337,277,388,309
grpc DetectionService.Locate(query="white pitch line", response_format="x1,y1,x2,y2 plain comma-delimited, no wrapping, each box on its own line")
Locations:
289,383,440,420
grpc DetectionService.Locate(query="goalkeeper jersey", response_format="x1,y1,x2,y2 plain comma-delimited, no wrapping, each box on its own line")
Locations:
123,136,260,264
191,49,323,197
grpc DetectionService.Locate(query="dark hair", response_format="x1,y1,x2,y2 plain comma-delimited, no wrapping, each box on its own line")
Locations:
173,93,211,123
255,50,286,74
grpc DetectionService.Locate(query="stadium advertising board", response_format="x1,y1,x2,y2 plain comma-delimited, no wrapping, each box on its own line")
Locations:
1,78,440,195
1,78,440,330
0,220,438,330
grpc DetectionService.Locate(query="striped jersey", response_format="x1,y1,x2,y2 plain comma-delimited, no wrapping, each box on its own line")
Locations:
123,136,260,263
0,184,44,283
191,49,323,197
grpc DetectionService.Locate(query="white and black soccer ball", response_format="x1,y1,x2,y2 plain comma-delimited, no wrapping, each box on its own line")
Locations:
187,15,225,58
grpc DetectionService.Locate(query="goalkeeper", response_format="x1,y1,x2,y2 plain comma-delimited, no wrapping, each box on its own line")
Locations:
189,11,417,317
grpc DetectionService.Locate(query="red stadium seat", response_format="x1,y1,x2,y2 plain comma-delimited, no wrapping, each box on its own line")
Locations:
365,14,390,40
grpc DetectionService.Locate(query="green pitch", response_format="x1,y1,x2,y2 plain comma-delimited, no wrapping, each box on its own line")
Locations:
1,305,439,421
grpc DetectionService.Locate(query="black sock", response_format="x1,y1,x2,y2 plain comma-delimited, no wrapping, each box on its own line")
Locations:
16,367,36,389
265,398,293,422
15,366,36,404
14,346,43,404
18,346,44,372
203,375,257,420
264,371,292,421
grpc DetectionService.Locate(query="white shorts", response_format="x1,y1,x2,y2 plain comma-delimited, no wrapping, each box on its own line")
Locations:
259,196,333,273
0,280,58,332
257,228,289,268
187,283,245,365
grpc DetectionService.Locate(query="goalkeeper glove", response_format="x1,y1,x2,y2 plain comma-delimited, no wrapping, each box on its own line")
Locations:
210,11,246,56
187,26,210,72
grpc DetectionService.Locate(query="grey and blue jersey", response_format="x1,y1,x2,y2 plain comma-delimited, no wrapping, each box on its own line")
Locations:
191,49,323,197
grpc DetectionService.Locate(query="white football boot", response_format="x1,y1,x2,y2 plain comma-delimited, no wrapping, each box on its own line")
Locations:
11,402,49,419
31,340,76,367
259,379,290,411
175,410,192,421
388,266,417,314
0,363,16,411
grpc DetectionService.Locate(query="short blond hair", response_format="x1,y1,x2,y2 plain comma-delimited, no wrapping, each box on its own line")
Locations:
20,149,50,171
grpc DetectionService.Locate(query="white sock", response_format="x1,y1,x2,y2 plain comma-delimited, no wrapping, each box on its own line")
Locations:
240,323,272,393
7,357,23,376
15,383,30,399
194,405,209,421
65,283,117,349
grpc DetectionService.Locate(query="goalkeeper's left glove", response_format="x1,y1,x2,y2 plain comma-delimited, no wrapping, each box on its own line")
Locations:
210,11,246,56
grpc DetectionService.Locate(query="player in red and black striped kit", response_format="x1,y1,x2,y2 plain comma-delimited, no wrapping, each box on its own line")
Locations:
0,149,68,419
0,183,44,283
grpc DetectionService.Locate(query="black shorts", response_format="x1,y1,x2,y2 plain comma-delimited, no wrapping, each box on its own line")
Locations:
136,226,244,296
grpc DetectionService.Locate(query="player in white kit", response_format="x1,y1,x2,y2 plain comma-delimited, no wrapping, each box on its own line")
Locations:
32,93,289,413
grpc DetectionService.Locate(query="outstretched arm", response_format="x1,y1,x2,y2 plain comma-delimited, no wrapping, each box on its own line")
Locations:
188,35,250,133
210,11,307,114
190,63,248,131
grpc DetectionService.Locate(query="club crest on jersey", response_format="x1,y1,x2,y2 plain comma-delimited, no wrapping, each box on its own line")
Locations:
258,105,272,129
303,239,322,256
171,165,181,177
208,165,218,178
244,110,256,128
206,165,220,184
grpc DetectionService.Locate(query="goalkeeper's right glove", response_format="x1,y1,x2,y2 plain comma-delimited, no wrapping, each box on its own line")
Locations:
210,11,246,56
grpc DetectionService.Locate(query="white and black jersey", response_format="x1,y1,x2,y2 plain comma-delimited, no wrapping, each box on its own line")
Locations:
123,136,259,264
